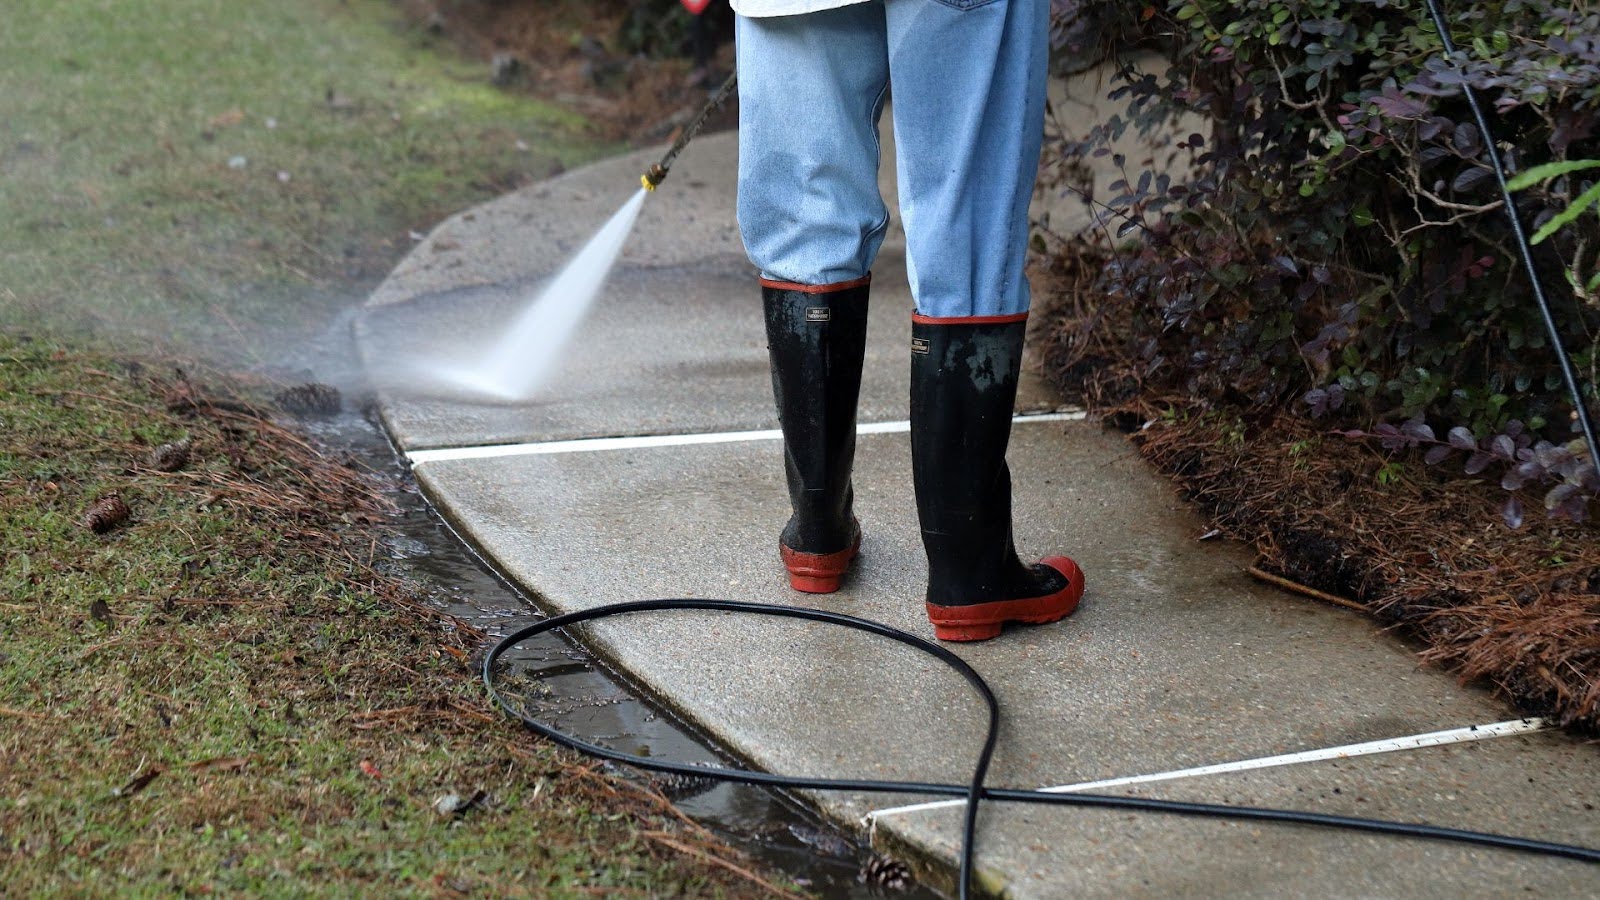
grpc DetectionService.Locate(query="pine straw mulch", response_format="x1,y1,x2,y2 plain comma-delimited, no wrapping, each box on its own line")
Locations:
1031,255,1600,733
164,372,802,897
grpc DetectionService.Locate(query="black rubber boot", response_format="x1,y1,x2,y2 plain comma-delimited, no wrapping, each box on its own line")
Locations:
909,315,1085,640
764,275,870,592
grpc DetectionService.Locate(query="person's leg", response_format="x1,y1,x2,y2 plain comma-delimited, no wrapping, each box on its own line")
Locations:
884,0,1047,319
736,6,889,592
909,316,1084,640
887,0,1085,639
736,4,890,286
762,276,870,592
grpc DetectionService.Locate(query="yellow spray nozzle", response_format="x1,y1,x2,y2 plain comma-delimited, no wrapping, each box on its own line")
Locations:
641,173,656,192
641,163,667,193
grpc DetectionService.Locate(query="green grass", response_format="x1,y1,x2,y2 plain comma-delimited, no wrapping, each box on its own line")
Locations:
0,0,608,362
0,336,772,896
0,6,782,893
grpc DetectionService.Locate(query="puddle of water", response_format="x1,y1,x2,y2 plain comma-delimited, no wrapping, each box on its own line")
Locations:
302,407,942,900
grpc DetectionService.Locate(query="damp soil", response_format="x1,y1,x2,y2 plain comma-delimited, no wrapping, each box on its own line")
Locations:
295,405,942,899
399,0,739,145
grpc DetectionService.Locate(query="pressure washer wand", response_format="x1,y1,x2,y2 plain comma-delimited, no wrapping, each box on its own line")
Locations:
641,71,737,192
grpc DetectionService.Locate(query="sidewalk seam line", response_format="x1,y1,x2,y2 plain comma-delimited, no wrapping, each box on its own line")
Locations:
861,718,1550,825
405,410,1087,464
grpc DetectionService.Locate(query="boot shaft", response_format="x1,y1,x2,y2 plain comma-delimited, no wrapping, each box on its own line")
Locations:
909,317,1025,523
910,317,1041,606
764,277,870,554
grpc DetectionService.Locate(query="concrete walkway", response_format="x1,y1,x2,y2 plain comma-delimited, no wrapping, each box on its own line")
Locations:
356,90,1600,895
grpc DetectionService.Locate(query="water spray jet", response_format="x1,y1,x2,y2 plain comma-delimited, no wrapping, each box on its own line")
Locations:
411,72,737,404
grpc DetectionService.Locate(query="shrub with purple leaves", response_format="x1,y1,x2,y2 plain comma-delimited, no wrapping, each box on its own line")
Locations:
1338,418,1598,525
1042,1,1600,441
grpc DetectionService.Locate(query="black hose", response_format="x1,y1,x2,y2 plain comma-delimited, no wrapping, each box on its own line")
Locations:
484,599,1600,900
1421,0,1600,478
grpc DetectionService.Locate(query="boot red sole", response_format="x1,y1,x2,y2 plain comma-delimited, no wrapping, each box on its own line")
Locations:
926,556,1085,642
780,532,862,594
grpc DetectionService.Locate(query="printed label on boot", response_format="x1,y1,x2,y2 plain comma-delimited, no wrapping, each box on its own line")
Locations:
910,337,930,355
805,307,831,323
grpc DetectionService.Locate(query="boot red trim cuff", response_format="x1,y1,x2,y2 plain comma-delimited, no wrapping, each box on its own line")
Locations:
760,274,872,293
911,311,1030,325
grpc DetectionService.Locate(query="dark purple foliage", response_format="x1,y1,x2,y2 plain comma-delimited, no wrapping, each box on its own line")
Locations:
1040,0,1600,524
1036,0,1600,435
1344,415,1594,524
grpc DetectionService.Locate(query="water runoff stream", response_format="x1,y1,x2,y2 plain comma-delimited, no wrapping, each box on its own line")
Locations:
290,405,940,900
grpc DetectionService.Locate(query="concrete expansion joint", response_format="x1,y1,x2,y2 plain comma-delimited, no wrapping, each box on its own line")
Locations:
405,409,1088,466
860,718,1551,825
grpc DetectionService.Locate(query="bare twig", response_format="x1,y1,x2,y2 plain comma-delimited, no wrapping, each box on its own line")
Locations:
78,636,126,659
29,389,156,415
1403,165,1504,215
1247,565,1368,612
1267,53,1338,135
446,700,499,725
610,776,717,841
1400,205,1502,238
639,831,806,899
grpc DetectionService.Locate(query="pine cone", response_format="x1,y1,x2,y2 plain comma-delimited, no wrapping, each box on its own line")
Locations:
274,383,341,416
149,439,191,472
82,495,131,533
860,855,912,892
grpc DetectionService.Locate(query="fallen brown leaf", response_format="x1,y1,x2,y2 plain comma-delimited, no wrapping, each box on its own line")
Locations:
113,767,162,798
208,108,245,128
185,756,250,771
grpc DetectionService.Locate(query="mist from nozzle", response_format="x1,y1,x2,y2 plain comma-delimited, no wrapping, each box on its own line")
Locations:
420,187,649,402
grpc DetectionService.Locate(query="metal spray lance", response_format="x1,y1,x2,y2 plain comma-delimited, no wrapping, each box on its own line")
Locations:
641,71,738,193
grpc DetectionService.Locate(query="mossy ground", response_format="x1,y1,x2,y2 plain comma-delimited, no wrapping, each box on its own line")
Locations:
0,0,606,363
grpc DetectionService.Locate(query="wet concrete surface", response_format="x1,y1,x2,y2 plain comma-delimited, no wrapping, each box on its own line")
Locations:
357,252,1058,451
357,61,1600,898
408,424,1600,896
356,177,1058,452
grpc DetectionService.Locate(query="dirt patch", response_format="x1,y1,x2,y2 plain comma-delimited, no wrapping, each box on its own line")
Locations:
403,0,738,144
1035,249,1600,732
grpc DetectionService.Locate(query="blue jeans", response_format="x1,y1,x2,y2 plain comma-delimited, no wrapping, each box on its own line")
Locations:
735,0,1048,319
